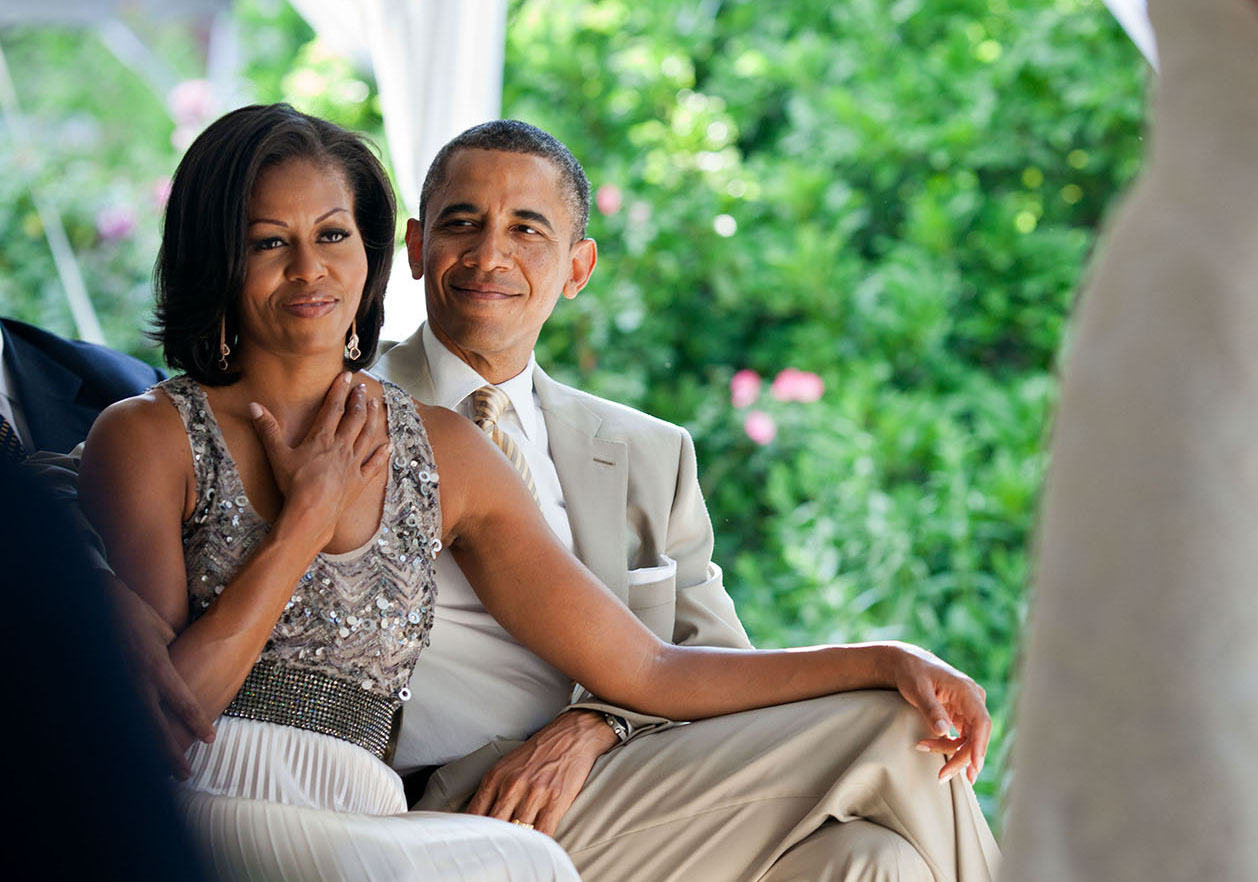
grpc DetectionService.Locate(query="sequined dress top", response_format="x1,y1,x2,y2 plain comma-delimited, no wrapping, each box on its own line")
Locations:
161,375,442,759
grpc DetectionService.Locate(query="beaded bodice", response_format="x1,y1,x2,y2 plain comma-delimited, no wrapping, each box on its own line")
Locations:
162,376,442,709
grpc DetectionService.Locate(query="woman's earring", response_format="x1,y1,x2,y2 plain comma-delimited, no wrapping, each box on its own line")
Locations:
218,316,231,371
346,319,361,361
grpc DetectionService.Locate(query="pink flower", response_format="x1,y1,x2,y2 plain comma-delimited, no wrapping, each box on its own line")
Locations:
152,178,173,208
95,205,136,242
730,369,762,408
168,79,217,127
595,184,622,216
744,410,777,445
770,368,825,403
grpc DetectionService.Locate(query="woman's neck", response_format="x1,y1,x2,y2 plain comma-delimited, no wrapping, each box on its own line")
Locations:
220,348,360,446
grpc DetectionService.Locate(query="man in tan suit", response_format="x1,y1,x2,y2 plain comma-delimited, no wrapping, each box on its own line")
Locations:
378,121,999,881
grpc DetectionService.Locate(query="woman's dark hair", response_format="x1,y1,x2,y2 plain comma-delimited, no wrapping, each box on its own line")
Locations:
153,103,396,384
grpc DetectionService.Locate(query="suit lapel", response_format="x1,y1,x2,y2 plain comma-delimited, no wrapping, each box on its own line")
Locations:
375,327,437,405
534,367,629,601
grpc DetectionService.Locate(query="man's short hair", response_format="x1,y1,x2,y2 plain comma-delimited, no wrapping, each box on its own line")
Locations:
420,120,591,241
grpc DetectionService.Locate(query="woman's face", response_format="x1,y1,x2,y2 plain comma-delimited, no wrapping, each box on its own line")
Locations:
237,157,368,361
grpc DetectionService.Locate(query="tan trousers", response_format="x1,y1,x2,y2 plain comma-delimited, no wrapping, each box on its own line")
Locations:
762,821,932,882
419,691,999,881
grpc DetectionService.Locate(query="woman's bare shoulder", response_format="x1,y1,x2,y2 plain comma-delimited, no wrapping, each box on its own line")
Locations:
84,385,194,482
410,401,489,457
90,386,185,445
407,400,504,531
412,400,463,427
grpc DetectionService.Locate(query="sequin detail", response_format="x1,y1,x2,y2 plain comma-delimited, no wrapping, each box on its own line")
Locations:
162,376,441,726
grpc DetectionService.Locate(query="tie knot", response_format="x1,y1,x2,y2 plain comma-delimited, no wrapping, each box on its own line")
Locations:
471,385,512,430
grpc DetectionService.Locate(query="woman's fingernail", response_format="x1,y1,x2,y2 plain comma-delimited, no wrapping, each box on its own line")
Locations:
343,371,354,384
248,402,263,419
915,743,932,752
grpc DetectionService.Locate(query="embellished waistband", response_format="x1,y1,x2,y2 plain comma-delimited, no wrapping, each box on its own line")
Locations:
222,660,401,761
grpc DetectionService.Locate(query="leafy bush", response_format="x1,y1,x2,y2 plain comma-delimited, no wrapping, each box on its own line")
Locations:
0,27,178,356
0,2,380,363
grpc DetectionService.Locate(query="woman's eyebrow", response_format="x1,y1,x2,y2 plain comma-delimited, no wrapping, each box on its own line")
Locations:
247,207,349,227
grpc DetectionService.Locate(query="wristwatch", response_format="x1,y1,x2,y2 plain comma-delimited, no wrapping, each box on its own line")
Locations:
601,712,630,742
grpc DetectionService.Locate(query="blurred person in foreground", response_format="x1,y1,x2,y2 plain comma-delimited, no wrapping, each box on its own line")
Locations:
0,451,207,880
78,103,994,881
376,119,1000,881
1,316,218,776
1002,0,1258,879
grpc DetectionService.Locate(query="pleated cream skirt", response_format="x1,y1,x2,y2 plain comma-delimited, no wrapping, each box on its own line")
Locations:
178,716,581,882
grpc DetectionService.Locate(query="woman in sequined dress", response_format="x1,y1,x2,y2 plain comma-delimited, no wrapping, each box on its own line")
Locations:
79,104,581,882
78,104,991,882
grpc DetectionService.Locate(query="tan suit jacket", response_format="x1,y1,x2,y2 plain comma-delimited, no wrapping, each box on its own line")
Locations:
376,327,752,738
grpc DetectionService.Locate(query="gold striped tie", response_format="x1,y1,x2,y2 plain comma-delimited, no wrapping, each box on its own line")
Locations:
471,385,541,505
0,413,25,464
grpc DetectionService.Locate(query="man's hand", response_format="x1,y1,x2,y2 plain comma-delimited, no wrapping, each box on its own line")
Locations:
885,643,991,785
465,710,621,835
105,573,215,779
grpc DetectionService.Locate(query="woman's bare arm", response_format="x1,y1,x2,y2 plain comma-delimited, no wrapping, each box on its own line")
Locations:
427,407,991,781
80,376,387,722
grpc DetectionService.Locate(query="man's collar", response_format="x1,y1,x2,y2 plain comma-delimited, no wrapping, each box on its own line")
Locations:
422,322,541,439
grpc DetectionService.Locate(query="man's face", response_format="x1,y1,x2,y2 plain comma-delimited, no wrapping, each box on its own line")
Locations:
408,148,597,382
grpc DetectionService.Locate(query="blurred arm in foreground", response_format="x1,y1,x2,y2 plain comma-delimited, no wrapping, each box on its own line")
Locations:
1002,1,1258,879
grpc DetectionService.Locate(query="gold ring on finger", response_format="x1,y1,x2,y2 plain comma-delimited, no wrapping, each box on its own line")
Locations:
510,819,534,829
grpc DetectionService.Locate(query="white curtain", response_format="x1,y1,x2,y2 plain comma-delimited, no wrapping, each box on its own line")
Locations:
290,0,507,342
0,0,226,24
1103,0,1157,66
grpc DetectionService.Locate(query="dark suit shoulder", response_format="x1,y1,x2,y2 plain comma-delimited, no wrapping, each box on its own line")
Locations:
2,318,166,452
3,318,164,401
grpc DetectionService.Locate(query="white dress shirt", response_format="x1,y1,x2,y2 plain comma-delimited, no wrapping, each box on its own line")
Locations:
392,323,577,772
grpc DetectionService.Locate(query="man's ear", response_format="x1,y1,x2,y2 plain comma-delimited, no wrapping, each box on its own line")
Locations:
562,238,598,300
405,218,424,280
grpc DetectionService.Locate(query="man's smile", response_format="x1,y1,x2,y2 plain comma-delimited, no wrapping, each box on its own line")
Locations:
449,279,521,300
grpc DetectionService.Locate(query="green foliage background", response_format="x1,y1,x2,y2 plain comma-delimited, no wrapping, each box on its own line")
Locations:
0,0,1148,823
